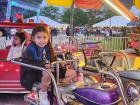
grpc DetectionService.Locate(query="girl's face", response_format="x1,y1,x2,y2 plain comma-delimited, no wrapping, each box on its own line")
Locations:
0,31,3,37
13,36,21,46
33,31,49,48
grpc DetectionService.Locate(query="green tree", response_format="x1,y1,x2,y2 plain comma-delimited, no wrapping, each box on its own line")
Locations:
62,8,88,26
62,7,114,26
40,6,61,21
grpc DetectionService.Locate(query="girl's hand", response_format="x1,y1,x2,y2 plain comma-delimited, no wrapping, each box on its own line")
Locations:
45,63,51,69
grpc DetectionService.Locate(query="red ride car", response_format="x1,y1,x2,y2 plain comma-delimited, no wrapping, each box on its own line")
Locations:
0,22,48,93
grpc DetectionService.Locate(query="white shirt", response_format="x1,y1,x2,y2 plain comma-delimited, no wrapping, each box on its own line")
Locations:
0,37,12,49
0,37,6,49
7,46,22,61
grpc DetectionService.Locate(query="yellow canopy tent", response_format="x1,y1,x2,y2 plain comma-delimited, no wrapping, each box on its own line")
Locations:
134,0,140,9
47,0,73,7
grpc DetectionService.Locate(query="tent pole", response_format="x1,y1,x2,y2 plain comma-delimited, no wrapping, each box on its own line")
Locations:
70,0,75,37
109,17,112,36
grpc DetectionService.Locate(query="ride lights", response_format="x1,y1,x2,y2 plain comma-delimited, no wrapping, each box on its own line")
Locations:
0,64,3,67
104,0,137,21
15,69,19,72
5,69,8,72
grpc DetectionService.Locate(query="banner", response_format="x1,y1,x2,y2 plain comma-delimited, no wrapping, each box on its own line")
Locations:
75,0,102,9
47,0,73,7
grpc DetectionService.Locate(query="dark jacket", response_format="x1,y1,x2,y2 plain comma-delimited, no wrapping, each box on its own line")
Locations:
20,43,56,91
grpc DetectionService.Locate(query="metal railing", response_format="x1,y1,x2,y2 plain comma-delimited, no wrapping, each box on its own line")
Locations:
52,36,79,51
75,36,129,51
52,36,129,51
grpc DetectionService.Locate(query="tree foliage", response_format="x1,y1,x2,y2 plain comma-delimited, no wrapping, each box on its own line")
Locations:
62,9,88,26
40,6,61,21
62,7,114,26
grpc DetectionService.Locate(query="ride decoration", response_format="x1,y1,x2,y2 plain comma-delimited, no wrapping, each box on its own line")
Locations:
47,0,103,9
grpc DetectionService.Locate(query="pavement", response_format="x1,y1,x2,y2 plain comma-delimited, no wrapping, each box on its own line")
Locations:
0,94,29,105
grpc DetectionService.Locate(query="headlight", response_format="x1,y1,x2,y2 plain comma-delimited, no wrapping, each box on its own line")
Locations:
127,82,139,103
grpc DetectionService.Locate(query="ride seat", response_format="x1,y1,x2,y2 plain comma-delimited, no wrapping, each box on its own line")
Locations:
0,50,9,59
118,70,140,81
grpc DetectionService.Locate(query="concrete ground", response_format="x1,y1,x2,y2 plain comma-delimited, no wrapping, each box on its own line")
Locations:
0,94,29,105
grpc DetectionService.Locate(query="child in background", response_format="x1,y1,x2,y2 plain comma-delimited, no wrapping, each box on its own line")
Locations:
21,26,76,105
0,28,6,49
7,32,25,61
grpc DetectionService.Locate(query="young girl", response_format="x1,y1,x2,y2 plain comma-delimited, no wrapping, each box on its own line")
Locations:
7,32,25,61
21,26,76,105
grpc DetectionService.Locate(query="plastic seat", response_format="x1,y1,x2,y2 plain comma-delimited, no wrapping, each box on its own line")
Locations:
118,70,140,81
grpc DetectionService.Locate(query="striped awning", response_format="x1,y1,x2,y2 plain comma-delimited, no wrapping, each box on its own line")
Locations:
47,0,103,9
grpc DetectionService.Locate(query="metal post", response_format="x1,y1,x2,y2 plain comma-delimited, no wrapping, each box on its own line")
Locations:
70,0,75,37
6,0,12,21
109,17,112,36
36,9,41,23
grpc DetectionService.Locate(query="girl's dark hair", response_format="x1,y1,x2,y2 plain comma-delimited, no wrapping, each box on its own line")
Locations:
32,26,56,62
14,32,25,46
16,19,24,23
32,26,49,37
0,28,6,37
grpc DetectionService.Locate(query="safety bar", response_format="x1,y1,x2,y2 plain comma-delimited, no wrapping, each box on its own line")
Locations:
80,65,128,105
117,51,131,69
51,59,79,84
21,39,31,53
100,70,128,105
99,51,131,69
93,59,128,105
11,59,61,105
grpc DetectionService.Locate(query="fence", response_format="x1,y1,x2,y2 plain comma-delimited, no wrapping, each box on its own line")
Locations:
52,36,129,51
76,36,129,51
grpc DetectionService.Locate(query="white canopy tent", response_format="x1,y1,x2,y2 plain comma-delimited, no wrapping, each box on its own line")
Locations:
130,6,140,17
93,16,129,27
26,16,61,27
